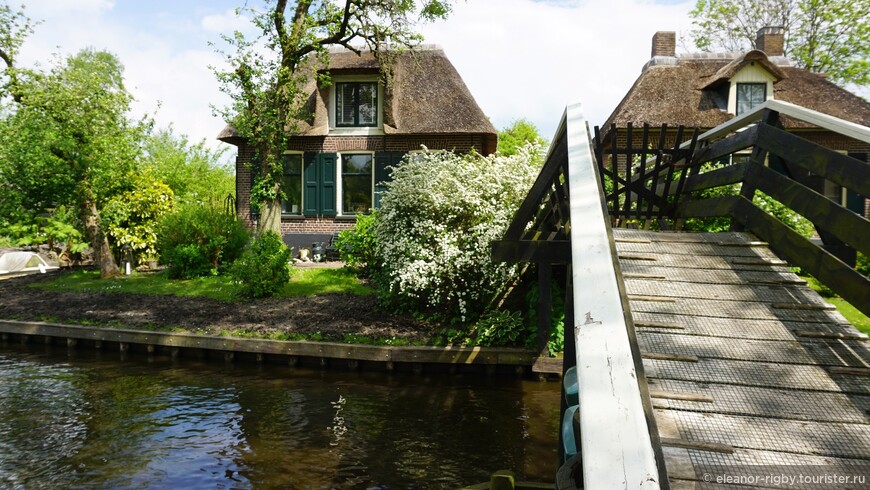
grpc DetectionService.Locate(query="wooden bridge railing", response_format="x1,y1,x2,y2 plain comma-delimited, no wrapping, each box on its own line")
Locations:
595,100,870,316
494,103,667,489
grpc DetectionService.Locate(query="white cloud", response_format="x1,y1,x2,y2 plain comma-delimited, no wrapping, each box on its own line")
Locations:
11,0,701,157
201,9,251,34
421,0,695,139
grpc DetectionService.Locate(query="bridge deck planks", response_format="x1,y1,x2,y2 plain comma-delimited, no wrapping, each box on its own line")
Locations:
613,229,870,486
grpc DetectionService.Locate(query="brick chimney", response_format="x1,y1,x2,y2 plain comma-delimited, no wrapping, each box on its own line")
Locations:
651,31,676,57
756,26,784,56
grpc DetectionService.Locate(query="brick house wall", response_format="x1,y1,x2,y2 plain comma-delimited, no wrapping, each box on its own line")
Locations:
234,133,491,234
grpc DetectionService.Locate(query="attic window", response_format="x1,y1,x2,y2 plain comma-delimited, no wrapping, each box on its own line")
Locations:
736,83,766,116
336,82,378,127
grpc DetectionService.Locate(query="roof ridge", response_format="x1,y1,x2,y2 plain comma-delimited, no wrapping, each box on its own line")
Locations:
327,44,442,54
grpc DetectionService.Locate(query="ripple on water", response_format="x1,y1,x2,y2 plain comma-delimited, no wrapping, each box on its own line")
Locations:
0,346,559,488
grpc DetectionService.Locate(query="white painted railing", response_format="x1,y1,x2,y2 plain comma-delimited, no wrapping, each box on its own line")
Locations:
561,102,663,489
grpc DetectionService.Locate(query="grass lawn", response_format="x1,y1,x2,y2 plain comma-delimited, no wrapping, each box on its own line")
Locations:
801,274,869,335
33,267,373,302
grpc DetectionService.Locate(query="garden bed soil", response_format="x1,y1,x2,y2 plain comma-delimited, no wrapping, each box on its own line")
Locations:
0,269,436,343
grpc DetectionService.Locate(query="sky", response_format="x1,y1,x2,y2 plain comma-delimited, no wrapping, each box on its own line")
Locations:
13,0,703,157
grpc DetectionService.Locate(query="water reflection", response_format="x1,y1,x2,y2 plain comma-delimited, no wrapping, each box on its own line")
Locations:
0,343,559,488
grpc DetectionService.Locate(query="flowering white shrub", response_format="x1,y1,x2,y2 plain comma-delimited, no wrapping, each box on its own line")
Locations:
376,144,541,324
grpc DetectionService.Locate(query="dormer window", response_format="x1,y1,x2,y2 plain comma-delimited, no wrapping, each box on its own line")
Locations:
336,82,378,127
736,83,766,115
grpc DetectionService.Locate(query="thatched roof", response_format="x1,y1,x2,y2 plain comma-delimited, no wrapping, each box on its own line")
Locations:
602,50,870,131
700,50,786,89
218,46,496,144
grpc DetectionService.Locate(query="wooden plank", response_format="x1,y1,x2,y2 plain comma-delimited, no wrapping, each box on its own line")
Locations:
564,103,664,489
659,438,735,454
691,124,758,165
676,162,747,195
491,240,571,263
755,123,870,197
646,127,669,218
729,197,870,317
642,352,700,363
746,162,870,256
537,263,553,352
649,390,714,403
793,330,868,341
532,356,563,374
503,134,569,240
0,320,539,366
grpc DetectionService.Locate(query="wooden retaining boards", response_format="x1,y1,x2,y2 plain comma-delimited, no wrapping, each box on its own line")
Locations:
0,319,542,369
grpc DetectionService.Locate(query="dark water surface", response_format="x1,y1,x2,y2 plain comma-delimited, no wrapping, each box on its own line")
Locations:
0,343,559,489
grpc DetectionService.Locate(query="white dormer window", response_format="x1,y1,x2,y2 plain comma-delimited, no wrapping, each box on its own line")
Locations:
336,82,378,127
727,62,775,116
328,75,384,135
736,83,766,115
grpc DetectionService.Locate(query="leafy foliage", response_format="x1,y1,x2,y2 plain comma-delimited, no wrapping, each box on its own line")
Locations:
335,211,379,273
1,6,146,278
157,204,250,279
375,144,541,324
688,0,870,85
230,230,293,298
143,128,234,206
462,310,530,347
498,118,548,159
211,0,452,234
103,170,175,261
2,206,88,254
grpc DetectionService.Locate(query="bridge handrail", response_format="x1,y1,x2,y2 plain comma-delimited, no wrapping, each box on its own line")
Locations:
563,103,664,489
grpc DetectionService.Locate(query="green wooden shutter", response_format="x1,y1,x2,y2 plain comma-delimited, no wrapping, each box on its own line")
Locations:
303,153,319,216
846,153,867,215
320,153,337,216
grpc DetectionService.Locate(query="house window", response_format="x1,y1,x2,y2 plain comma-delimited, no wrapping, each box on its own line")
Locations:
342,154,373,213
336,82,378,127
281,154,303,214
736,83,766,116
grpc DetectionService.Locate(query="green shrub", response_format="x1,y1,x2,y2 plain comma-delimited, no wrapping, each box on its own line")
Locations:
335,211,379,273
157,203,250,279
466,309,531,347
3,206,89,254
230,231,293,298
857,252,869,278
103,169,175,262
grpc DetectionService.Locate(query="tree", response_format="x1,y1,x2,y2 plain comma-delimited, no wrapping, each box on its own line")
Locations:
688,0,870,86
143,127,234,206
1,6,144,278
497,118,548,158
212,0,452,235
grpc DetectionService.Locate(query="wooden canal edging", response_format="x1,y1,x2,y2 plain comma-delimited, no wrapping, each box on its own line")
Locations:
0,319,559,375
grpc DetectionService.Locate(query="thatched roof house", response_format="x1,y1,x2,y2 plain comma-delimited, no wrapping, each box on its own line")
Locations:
602,28,870,134
600,27,870,216
219,46,497,243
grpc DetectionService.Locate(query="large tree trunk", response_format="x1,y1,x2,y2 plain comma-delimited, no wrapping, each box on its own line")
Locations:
83,196,121,279
258,196,283,236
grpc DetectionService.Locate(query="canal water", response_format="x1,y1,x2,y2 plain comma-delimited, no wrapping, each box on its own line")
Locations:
0,343,559,489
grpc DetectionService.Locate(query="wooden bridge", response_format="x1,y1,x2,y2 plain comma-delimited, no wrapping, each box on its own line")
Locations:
494,101,870,488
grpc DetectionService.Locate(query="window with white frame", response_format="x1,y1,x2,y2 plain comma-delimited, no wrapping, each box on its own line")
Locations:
281,153,303,214
341,154,373,213
736,83,766,116
336,82,378,127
